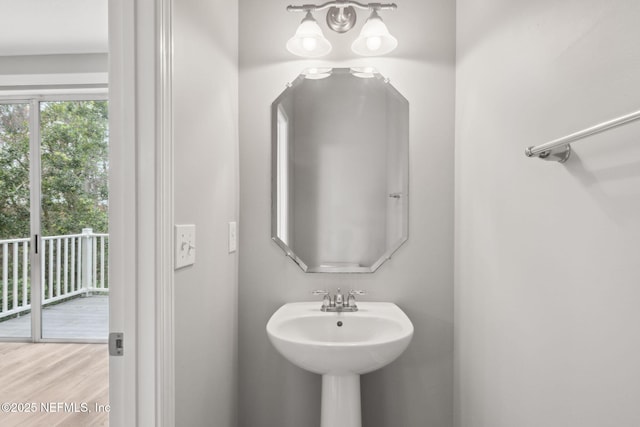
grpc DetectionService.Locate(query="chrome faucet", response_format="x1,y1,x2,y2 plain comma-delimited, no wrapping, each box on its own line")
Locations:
312,289,365,312
334,288,344,309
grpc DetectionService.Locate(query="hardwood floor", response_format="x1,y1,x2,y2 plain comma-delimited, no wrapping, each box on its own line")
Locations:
0,343,108,426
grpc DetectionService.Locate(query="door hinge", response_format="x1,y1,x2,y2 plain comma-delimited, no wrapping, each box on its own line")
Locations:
109,332,124,356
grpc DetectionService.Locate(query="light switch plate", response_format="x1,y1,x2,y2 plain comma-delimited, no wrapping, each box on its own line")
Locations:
175,224,196,269
228,221,237,253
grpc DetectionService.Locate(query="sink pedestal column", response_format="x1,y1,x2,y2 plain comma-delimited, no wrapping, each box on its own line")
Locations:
321,374,361,427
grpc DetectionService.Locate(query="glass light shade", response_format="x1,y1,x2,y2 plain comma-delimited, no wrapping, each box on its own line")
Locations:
286,12,332,58
351,10,397,56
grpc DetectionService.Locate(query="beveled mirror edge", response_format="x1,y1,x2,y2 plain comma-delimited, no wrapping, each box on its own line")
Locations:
272,236,309,272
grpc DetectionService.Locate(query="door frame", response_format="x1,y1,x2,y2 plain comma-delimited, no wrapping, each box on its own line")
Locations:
0,0,175,424
109,0,175,426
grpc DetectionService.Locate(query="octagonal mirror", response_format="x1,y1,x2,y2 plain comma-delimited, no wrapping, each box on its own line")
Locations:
271,67,409,273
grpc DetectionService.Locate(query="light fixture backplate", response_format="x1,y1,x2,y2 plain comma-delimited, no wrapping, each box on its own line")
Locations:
326,6,357,33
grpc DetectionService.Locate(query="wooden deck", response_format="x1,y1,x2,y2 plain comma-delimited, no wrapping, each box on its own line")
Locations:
0,295,108,340
0,342,108,426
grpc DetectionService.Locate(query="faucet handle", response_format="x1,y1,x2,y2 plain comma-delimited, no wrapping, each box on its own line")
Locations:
347,290,365,308
312,290,331,309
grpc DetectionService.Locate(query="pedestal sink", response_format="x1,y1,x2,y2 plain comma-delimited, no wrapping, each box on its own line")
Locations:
266,302,414,427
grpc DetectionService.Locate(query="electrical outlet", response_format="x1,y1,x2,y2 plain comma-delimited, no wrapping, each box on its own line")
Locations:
228,221,237,253
175,224,196,269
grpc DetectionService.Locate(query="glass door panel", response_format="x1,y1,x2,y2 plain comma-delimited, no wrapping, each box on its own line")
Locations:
39,100,109,340
0,102,32,339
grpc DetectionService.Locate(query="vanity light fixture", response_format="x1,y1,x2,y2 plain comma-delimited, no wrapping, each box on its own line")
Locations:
286,1,398,58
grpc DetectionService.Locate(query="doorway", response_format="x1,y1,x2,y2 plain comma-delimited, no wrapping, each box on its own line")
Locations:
1,0,171,424
0,96,111,426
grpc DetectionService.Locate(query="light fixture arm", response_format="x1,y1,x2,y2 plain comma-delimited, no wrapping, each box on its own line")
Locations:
287,1,397,13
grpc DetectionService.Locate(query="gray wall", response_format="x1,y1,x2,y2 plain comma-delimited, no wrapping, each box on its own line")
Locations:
0,53,107,75
173,0,238,426
238,0,455,426
455,1,640,426
0,53,108,89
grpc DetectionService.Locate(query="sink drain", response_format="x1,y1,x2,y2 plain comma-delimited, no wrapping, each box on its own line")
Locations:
337,321,343,327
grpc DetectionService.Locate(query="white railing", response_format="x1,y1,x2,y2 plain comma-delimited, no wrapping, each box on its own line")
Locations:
0,228,109,321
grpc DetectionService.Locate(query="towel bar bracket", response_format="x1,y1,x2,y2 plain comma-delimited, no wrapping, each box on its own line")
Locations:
525,144,571,163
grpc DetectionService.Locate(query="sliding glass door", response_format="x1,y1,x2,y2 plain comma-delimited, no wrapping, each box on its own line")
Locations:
0,97,109,342
39,100,109,340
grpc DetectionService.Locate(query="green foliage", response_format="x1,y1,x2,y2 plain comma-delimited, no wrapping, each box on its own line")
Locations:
0,101,108,239
0,104,30,238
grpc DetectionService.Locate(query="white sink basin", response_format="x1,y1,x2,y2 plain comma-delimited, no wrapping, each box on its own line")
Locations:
267,301,413,375
266,301,414,427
